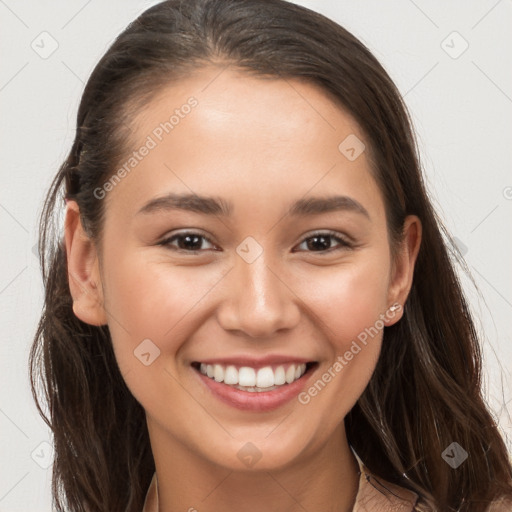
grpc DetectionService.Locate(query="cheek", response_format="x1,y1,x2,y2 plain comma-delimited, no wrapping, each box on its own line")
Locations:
100,248,228,377
292,254,390,416
296,254,391,346
100,253,230,425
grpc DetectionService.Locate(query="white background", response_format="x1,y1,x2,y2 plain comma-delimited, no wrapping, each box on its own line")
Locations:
1,0,511,510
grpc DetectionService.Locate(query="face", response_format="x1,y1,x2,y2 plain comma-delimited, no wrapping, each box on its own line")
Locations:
66,65,420,472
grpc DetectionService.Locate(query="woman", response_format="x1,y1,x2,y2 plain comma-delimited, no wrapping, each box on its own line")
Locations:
30,0,512,510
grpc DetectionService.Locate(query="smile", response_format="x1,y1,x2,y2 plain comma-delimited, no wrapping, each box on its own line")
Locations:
191,360,318,411
197,362,308,391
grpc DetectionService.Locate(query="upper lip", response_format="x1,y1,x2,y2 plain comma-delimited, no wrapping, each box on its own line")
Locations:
192,355,315,369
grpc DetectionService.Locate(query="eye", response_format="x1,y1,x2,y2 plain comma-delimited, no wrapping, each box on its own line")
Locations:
158,230,352,254
159,232,218,253
294,231,352,253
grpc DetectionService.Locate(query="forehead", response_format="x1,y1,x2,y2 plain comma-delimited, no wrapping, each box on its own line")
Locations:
134,65,361,149
103,65,384,222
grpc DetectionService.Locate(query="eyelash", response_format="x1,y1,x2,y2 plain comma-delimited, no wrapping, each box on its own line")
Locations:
159,230,353,254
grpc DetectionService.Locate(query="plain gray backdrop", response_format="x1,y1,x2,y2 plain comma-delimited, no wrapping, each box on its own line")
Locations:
1,0,511,510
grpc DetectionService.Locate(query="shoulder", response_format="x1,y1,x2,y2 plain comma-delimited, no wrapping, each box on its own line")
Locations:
354,463,419,512
485,496,512,511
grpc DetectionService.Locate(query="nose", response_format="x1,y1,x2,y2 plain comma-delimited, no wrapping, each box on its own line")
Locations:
216,253,301,338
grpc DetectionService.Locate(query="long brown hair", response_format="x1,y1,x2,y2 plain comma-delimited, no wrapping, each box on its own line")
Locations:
30,0,512,510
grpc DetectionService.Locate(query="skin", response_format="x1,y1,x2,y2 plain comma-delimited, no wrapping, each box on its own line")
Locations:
65,64,421,511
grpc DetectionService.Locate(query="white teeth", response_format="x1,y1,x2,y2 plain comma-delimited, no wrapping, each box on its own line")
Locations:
285,365,296,384
198,362,308,389
256,366,274,388
238,367,256,387
274,365,286,385
233,385,278,392
223,365,238,385
213,364,224,382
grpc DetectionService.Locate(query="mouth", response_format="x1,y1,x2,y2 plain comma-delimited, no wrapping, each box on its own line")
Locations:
191,360,318,411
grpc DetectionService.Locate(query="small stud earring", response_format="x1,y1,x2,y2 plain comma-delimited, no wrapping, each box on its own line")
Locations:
389,303,401,312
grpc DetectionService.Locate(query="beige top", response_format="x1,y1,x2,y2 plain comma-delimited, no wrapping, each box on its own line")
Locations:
141,456,419,512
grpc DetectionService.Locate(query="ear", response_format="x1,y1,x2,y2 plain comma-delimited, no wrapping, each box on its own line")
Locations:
64,200,108,326
384,215,422,326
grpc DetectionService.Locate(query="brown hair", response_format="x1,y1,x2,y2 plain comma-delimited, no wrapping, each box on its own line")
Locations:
30,0,512,510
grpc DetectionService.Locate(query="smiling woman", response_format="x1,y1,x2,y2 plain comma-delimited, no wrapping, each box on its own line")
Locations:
29,1,512,511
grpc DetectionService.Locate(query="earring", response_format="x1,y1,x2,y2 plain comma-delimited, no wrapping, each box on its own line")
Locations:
389,303,401,312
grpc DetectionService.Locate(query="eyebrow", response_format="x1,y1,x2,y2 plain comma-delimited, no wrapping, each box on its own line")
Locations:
288,195,370,218
137,193,233,216
136,193,370,219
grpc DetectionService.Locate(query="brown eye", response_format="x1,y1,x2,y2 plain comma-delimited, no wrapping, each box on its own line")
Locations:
295,231,352,253
160,232,217,252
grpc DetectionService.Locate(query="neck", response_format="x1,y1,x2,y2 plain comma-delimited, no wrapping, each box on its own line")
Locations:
147,419,360,512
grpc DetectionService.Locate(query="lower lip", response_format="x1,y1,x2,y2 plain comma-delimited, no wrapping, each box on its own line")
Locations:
194,365,316,412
